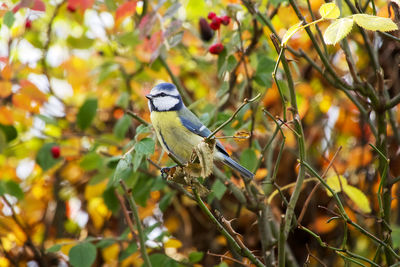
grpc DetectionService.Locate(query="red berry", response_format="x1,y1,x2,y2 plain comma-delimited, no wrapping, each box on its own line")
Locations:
221,15,230,26
67,4,76,12
209,43,224,55
25,20,32,29
207,12,216,20
51,146,61,159
209,17,222,30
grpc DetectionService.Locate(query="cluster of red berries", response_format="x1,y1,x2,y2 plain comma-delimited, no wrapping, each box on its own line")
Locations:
206,12,231,55
207,12,230,30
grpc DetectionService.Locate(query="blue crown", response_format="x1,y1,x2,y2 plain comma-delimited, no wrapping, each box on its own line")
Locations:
154,83,176,92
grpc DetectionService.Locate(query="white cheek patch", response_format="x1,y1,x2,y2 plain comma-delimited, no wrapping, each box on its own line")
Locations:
152,96,180,111
150,87,180,96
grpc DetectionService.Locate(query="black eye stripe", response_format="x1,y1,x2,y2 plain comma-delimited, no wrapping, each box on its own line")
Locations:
153,93,179,98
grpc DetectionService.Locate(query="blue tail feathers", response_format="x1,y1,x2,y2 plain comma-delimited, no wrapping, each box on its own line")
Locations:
222,154,254,180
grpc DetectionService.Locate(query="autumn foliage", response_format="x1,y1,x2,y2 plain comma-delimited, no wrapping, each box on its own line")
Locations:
1,0,400,266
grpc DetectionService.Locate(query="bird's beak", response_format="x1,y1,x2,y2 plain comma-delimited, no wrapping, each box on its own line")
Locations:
145,94,153,100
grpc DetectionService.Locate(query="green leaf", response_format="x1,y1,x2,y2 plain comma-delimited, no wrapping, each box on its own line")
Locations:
116,91,130,108
189,251,204,263
159,191,176,212
211,179,227,200
132,175,154,206
69,242,97,267
3,11,15,28
4,180,23,200
67,36,95,49
146,253,179,267
96,238,115,248
393,226,400,249
36,143,61,171
0,124,17,142
0,180,24,200
105,0,117,11
119,242,138,261
77,98,98,130
240,148,257,172
353,14,398,32
217,48,228,75
319,3,340,19
323,17,354,45
254,55,275,87
226,55,237,72
103,187,119,213
132,152,143,172
113,114,132,140
46,244,62,253
135,124,151,137
80,152,103,171
111,153,133,186
135,138,155,155
117,32,139,47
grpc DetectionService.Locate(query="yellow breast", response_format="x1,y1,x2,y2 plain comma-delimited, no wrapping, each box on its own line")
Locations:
150,111,203,162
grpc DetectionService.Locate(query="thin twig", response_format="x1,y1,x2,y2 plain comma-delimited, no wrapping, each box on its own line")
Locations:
297,146,342,224
114,190,139,242
206,94,261,141
192,188,265,267
126,110,150,126
119,181,152,267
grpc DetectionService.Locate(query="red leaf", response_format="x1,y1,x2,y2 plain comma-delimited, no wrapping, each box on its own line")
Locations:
67,0,94,11
115,1,137,26
12,0,45,13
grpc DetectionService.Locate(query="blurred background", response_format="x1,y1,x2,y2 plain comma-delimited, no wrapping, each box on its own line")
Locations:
0,0,399,266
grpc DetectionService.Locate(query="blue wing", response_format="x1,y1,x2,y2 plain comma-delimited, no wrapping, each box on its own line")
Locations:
178,106,254,180
178,108,229,157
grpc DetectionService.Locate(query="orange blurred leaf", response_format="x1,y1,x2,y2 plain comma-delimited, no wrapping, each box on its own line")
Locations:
19,80,47,103
67,0,94,11
12,93,32,111
0,106,13,125
1,64,12,80
310,215,338,234
0,81,12,98
115,1,137,26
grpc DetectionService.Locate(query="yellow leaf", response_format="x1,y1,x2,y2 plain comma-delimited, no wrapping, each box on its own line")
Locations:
164,238,182,248
101,243,120,263
325,175,348,196
0,257,10,267
343,185,371,213
282,21,303,46
353,14,398,32
324,17,354,45
88,197,110,229
43,124,62,138
319,3,340,19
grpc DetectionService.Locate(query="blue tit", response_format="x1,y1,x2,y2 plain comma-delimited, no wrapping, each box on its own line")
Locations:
146,82,254,179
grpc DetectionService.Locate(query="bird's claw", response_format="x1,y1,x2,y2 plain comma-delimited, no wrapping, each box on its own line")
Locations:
160,167,171,179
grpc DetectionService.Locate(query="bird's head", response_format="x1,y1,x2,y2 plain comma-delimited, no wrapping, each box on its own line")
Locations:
146,83,183,112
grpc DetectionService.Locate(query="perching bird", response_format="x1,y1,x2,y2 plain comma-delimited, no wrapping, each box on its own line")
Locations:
146,82,254,179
